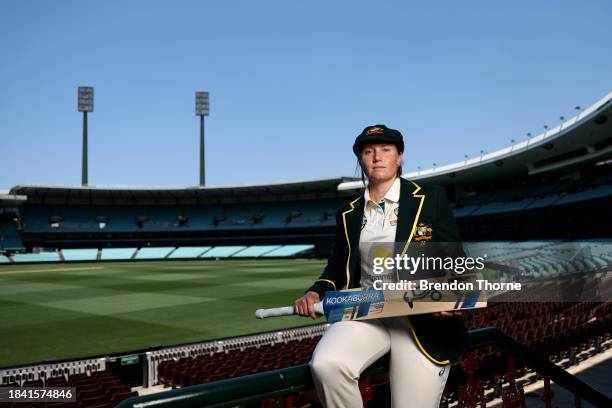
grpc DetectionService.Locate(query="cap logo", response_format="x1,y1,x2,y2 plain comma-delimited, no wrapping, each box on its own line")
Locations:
366,127,384,135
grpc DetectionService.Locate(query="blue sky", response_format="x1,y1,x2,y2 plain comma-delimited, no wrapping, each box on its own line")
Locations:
1,0,611,189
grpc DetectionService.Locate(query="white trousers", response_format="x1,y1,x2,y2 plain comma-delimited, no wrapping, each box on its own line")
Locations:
310,317,450,408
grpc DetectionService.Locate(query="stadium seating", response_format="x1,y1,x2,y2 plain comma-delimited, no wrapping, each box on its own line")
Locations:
231,245,282,257
0,370,137,408
156,336,322,388
167,246,211,259
0,219,24,251
20,200,343,234
62,249,99,262
452,205,479,217
100,248,137,261
200,246,247,258
0,244,317,264
470,200,534,216
261,245,314,257
134,247,175,259
458,180,612,216
152,300,611,407
462,241,612,280
3,242,606,272
554,183,612,205
0,237,24,251
68,370,137,408
11,251,60,263
15,181,612,240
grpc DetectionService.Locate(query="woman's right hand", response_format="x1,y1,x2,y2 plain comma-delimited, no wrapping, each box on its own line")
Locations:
294,291,321,320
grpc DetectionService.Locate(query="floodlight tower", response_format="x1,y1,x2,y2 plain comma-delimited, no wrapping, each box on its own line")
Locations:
78,86,94,186
195,91,210,187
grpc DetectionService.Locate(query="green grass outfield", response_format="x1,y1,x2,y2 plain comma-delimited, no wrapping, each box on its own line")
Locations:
0,259,326,368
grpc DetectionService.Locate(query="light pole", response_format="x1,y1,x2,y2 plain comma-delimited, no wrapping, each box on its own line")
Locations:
196,91,210,187
78,86,93,186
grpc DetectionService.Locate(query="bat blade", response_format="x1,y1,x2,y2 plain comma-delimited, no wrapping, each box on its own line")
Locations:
321,287,486,323
255,274,487,322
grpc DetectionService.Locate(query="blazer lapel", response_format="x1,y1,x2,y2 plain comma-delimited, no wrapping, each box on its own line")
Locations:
341,196,364,288
395,178,426,255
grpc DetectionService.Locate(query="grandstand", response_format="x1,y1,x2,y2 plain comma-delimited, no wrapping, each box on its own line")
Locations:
0,92,611,407
0,193,25,252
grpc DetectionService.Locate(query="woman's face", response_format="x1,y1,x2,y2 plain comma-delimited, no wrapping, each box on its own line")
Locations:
359,143,403,183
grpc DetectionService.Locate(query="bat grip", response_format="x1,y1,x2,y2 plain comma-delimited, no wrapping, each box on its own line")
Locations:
255,302,324,319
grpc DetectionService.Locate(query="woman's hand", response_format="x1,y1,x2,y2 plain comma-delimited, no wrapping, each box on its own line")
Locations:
294,291,321,320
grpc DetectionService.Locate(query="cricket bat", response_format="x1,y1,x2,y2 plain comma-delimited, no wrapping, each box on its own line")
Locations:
255,274,487,323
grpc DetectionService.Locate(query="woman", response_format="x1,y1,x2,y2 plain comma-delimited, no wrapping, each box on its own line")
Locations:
294,124,467,408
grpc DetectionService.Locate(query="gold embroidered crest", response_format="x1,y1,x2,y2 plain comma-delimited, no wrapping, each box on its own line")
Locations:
413,222,433,241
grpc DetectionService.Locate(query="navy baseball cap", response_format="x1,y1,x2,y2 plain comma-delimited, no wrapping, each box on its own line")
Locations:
352,124,404,156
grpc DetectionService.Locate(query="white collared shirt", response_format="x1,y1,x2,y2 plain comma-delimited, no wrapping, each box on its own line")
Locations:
359,177,401,288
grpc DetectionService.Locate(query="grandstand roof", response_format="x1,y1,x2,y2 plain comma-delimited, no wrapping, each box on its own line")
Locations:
340,91,612,189
9,177,357,204
0,193,27,206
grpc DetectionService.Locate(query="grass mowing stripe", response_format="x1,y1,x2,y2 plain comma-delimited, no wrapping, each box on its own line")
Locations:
0,315,207,368
0,303,92,330
0,266,104,275
41,293,212,315
0,282,82,295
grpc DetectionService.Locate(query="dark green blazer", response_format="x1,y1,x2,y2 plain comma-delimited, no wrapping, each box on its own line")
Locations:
307,177,468,365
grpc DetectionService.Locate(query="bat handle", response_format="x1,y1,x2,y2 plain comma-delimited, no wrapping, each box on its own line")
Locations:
255,302,324,319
